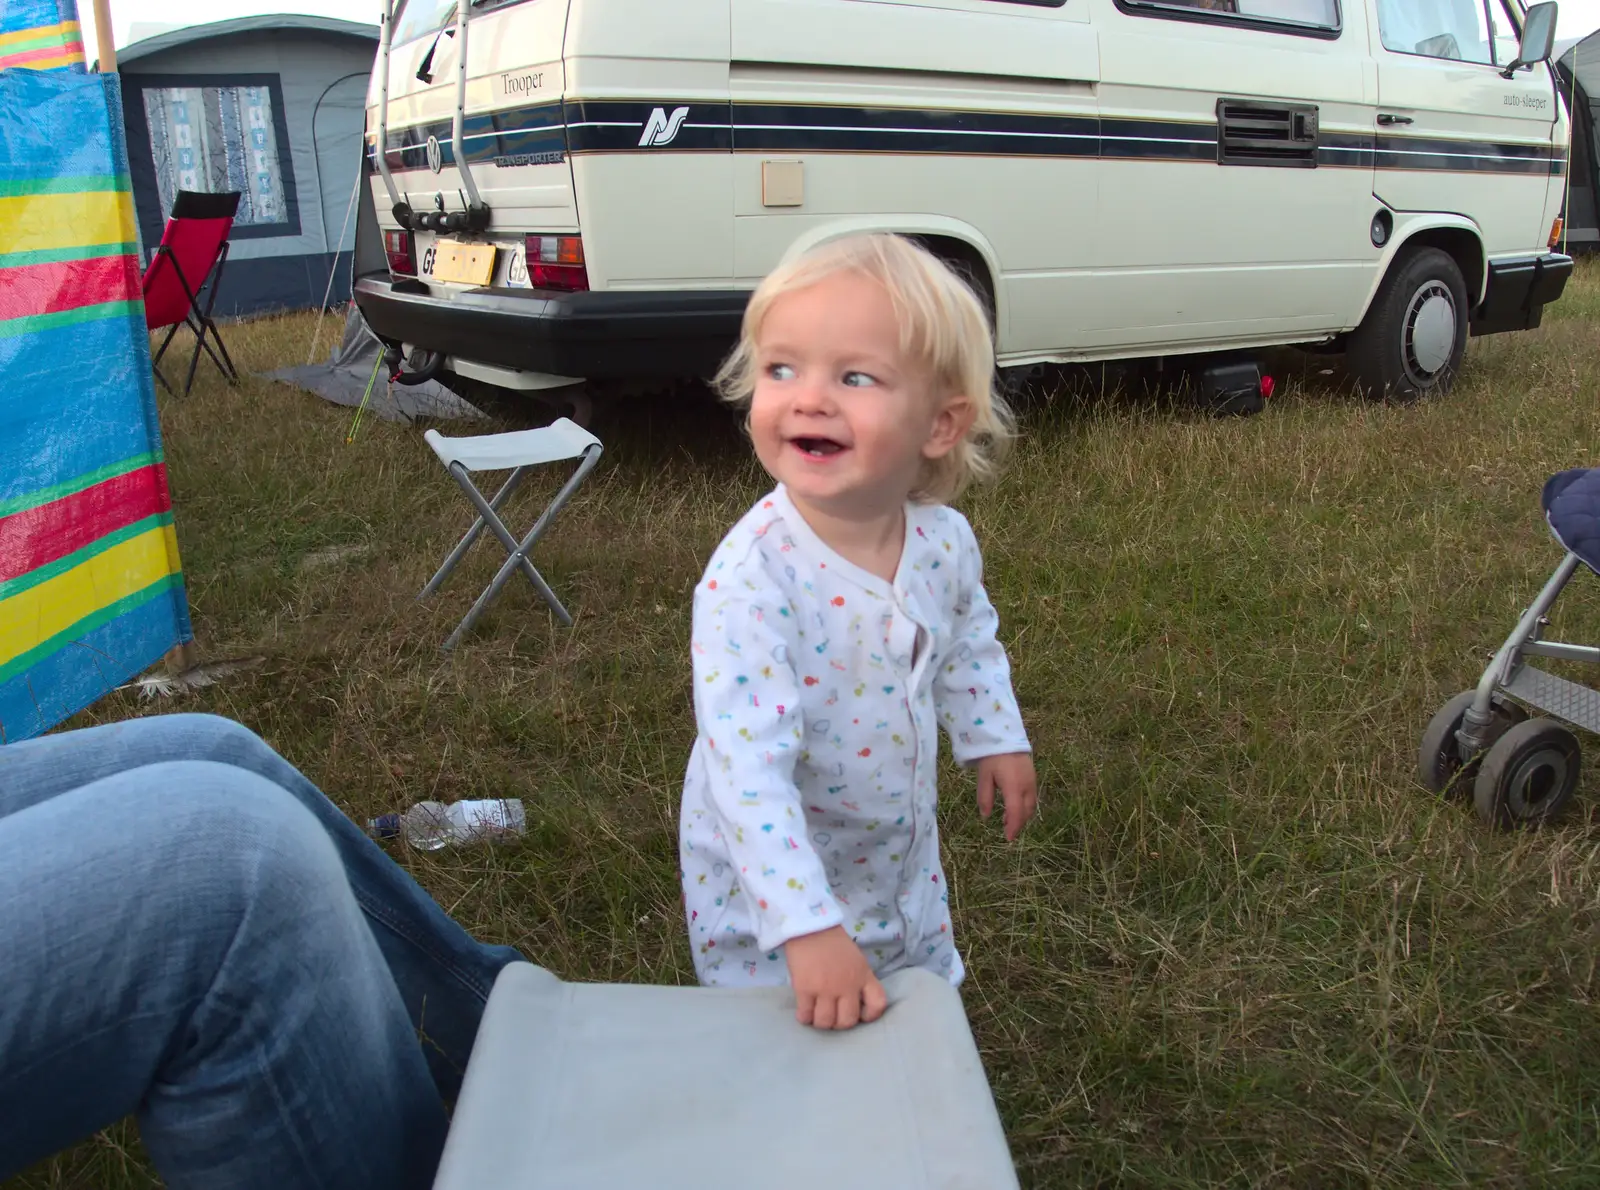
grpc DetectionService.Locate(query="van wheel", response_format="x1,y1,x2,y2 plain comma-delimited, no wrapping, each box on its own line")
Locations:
1346,247,1469,403
913,237,997,332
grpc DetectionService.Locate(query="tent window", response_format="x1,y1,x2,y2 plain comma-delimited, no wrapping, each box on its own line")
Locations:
142,84,289,230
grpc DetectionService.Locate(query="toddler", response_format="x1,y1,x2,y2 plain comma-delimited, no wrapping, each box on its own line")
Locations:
679,233,1036,1031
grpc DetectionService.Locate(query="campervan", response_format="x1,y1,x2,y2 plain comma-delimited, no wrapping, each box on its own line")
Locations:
356,0,1572,404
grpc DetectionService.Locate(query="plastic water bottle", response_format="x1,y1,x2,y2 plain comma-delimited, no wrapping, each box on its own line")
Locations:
368,799,526,850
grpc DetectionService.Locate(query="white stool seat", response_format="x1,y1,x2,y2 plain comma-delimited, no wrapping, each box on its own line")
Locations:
433,963,1021,1190
424,419,600,472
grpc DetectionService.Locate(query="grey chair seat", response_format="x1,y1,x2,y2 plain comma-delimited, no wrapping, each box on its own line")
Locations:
433,963,1021,1190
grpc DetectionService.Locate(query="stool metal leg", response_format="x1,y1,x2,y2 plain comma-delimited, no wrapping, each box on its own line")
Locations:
440,445,603,650
446,558,567,651
420,466,529,599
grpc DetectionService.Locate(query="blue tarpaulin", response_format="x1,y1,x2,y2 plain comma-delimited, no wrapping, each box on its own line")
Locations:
0,6,193,743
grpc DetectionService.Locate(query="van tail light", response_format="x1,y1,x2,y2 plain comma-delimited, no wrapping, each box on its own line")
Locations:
525,234,589,291
385,228,416,277
1550,216,1565,250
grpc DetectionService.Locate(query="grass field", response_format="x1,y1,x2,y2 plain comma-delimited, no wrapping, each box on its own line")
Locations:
11,265,1600,1188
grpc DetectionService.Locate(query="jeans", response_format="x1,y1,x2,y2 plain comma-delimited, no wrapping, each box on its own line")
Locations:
0,713,524,1190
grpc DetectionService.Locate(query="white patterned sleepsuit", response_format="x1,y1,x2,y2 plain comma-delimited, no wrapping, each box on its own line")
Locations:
679,485,1030,988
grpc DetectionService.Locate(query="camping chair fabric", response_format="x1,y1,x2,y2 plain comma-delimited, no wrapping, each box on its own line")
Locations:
141,190,241,396
420,419,603,649
430,963,1021,1189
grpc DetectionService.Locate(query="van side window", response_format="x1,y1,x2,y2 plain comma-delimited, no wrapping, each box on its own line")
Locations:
471,0,535,16
1484,0,1523,66
1375,0,1496,65
1118,0,1338,35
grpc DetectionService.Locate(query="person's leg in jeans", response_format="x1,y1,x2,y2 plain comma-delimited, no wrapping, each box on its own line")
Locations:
0,715,525,1188
0,760,445,1189
0,713,523,1100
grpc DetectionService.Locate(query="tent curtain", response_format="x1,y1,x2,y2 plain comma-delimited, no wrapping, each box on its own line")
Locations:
1557,33,1600,252
141,82,288,228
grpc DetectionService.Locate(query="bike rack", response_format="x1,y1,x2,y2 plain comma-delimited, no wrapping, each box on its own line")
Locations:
450,0,490,231
374,0,412,229
372,0,490,235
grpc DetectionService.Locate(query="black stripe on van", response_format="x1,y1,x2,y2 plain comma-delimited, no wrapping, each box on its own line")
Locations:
374,102,566,171
1373,133,1563,176
371,99,1564,177
1317,131,1373,169
1099,116,1216,162
732,102,1099,157
565,100,733,153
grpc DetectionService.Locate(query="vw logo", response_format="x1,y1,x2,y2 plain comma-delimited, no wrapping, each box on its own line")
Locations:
425,135,443,174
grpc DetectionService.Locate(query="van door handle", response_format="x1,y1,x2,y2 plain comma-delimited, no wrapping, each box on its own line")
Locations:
1377,113,1414,126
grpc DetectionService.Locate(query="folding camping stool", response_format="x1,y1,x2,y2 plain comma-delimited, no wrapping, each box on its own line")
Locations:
420,418,603,649
142,190,242,398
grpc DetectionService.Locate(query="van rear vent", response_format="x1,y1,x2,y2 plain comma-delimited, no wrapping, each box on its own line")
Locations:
1217,100,1319,168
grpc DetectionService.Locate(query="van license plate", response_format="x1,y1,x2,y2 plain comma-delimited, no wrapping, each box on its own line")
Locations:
503,245,529,288
431,240,497,286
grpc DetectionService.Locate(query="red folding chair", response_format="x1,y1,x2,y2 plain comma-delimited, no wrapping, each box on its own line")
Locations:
142,190,242,397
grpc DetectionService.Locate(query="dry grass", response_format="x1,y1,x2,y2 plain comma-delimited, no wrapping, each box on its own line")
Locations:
12,267,1600,1188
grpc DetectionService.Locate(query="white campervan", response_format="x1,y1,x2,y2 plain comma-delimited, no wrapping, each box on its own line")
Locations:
355,0,1573,405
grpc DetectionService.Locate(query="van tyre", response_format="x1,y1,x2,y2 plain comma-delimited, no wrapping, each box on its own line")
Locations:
1347,247,1469,403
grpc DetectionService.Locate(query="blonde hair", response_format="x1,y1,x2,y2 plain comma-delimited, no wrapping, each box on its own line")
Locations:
714,233,1014,504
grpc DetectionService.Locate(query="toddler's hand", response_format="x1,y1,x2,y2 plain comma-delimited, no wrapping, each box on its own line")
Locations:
978,752,1037,841
784,925,888,1030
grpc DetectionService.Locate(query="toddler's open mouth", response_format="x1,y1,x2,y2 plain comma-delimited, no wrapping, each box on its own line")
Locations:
792,437,846,458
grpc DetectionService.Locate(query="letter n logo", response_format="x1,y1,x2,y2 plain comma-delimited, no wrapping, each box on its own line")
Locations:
638,106,691,147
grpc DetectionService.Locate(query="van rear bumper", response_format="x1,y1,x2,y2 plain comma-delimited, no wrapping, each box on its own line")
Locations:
1470,253,1573,336
353,277,749,379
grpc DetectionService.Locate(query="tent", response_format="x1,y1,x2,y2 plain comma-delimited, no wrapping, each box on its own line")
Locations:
115,15,380,317
1557,32,1600,256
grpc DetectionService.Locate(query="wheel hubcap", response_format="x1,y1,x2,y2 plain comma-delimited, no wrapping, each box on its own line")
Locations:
1506,745,1571,817
1403,281,1456,385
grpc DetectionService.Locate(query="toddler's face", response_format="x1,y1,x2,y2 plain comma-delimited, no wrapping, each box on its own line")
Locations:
747,270,967,520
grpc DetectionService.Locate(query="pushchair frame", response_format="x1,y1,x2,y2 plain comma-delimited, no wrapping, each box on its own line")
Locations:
1421,550,1599,828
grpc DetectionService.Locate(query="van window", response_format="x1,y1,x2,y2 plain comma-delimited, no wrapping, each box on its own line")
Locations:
1484,0,1522,65
1120,0,1338,34
392,0,530,45
1235,0,1337,23
393,0,456,46
1375,0,1497,64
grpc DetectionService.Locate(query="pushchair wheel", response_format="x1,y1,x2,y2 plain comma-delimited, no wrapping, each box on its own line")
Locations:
1473,718,1581,829
1418,691,1527,796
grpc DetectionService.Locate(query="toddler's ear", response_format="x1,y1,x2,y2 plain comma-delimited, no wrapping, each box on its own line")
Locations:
923,393,976,460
